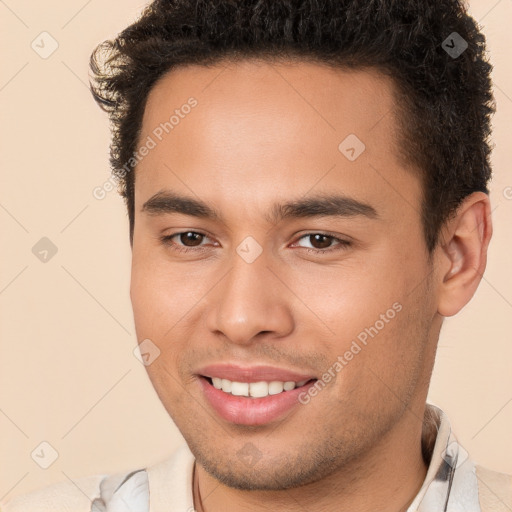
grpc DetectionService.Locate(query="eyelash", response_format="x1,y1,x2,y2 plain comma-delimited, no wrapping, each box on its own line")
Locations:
159,231,351,255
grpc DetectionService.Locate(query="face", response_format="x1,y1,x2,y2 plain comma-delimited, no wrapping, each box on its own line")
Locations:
130,59,441,490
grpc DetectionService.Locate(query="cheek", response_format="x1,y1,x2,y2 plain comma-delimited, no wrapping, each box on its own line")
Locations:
130,246,190,335
130,258,191,407
332,284,431,410
130,246,211,372
130,255,186,391
290,260,405,335
293,250,430,376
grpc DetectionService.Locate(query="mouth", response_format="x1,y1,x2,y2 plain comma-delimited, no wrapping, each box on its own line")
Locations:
202,375,316,398
196,366,318,426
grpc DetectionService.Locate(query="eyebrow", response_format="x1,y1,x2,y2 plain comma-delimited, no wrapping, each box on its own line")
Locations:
141,190,378,223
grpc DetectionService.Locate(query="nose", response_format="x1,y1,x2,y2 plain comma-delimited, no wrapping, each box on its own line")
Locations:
205,248,294,345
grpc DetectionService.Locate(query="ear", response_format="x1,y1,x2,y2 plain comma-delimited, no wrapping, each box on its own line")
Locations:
436,191,493,317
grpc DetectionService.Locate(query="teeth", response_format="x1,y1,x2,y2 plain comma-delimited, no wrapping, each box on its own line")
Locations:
283,381,296,391
249,381,268,398
221,379,232,393
209,377,310,398
231,382,249,396
268,381,284,395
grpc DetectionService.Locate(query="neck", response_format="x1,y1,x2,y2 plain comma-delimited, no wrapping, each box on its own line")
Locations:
193,405,429,512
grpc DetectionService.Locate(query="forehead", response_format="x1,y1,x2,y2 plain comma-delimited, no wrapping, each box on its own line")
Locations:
142,59,398,145
135,59,417,219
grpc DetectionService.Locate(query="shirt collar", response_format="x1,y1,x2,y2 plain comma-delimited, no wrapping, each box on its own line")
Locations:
407,403,481,512
144,404,481,512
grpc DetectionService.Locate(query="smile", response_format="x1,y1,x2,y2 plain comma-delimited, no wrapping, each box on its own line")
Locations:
197,365,318,426
208,377,312,398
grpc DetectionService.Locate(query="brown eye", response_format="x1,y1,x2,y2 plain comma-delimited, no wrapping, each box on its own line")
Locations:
160,231,218,253
308,234,333,249
179,232,204,246
293,233,351,254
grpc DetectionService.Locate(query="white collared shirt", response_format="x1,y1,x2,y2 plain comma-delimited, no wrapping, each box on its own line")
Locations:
2,404,510,511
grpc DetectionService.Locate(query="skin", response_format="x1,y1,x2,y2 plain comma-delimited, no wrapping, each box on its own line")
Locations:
129,59,492,512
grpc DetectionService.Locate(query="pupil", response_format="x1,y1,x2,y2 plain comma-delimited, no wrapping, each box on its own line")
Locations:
312,234,331,249
181,232,203,246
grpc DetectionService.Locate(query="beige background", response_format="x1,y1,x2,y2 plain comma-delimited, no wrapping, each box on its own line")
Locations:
0,0,511,501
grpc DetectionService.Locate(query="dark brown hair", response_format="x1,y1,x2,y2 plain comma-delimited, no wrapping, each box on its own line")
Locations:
90,0,495,251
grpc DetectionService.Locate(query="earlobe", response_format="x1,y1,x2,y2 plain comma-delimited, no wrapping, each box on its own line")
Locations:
437,192,493,317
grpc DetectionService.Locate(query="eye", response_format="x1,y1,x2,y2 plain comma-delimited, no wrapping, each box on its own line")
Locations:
159,231,351,256
160,231,216,253
292,233,351,254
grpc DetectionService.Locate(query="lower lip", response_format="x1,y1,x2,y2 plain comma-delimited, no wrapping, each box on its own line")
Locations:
199,377,315,426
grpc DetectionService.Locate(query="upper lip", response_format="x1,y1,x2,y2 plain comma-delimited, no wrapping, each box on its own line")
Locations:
197,363,316,383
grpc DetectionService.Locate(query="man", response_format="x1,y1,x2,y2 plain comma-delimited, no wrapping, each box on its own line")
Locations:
2,0,510,510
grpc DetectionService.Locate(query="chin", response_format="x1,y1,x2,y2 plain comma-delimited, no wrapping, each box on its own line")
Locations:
190,438,346,491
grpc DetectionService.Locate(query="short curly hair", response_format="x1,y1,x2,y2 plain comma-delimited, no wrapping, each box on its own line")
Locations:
89,0,495,251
